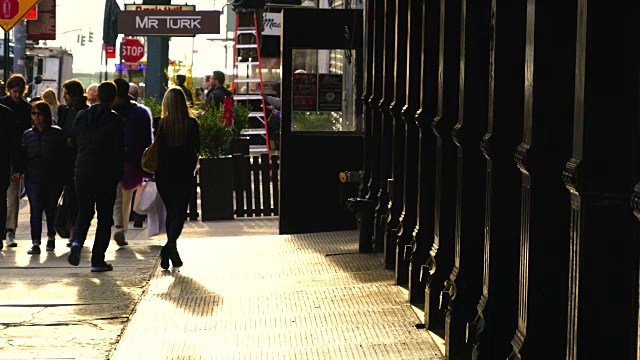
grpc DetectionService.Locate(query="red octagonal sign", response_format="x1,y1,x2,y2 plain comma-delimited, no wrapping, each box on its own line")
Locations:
1,0,19,20
122,38,145,63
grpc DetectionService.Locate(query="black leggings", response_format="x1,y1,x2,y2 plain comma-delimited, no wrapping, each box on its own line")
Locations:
155,174,193,246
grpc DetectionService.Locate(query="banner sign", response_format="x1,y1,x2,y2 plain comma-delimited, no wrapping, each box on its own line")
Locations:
292,73,317,111
124,4,195,11
317,74,342,111
262,12,281,36
118,10,220,36
292,73,343,112
103,44,116,59
26,0,54,41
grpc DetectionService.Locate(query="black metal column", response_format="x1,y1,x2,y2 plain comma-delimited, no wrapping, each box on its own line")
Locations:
423,0,462,342
366,0,385,253
374,0,397,269
563,2,640,359
468,1,526,359
441,1,491,358
413,0,442,331
387,0,409,285
510,1,577,358
402,0,426,305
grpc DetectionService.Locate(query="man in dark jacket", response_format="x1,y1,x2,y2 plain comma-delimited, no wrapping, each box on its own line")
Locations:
111,79,153,246
175,74,193,106
0,74,32,247
58,79,89,139
57,79,89,247
0,104,23,250
67,81,125,272
205,71,233,110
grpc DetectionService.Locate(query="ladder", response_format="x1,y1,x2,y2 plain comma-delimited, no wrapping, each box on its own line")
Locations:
230,8,270,156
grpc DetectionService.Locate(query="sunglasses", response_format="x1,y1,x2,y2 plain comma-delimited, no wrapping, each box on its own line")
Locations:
31,111,44,116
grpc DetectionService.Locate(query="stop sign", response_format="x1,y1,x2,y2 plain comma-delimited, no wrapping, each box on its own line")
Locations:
1,0,19,20
122,38,145,63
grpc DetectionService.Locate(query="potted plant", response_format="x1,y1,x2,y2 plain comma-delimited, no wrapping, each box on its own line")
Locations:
198,104,235,221
230,102,252,155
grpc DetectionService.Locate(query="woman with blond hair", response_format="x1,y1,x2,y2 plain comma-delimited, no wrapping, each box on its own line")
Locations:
86,83,99,105
41,88,60,124
155,87,200,269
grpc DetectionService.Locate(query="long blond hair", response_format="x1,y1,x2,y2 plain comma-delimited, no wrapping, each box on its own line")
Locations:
160,87,197,146
42,88,59,106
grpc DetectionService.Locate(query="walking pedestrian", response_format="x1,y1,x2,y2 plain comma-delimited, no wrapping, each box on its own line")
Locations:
0,103,23,251
42,89,60,124
22,101,66,254
205,71,233,110
57,79,89,247
67,81,125,272
0,74,32,247
86,83,99,105
175,74,193,106
111,79,153,246
155,87,200,270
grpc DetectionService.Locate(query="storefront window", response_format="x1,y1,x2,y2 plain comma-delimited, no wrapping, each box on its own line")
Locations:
291,48,357,132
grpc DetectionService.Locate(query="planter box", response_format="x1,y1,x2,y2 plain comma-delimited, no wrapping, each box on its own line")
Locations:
199,156,234,221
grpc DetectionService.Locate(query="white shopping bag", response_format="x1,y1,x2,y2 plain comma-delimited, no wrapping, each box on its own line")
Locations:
133,180,158,215
147,193,167,237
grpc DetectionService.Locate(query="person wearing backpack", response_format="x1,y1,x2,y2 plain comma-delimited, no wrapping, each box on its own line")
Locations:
205,71,233,111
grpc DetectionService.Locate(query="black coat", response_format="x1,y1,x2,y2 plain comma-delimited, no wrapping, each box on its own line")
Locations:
0,95,32,151
70,104,125,183
0,104,22,182
22,125,67,183
58,99,89,139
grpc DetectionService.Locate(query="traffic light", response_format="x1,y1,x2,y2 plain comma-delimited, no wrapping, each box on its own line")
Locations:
88,32,93,43
81,35,86,46
77,34,80,43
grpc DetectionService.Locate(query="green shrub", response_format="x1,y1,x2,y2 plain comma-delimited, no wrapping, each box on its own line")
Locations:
232,103,252,137
198,104,233,158
141,97,162,118
292,111,340,131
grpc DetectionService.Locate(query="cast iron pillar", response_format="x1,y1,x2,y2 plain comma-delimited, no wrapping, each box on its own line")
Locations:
387,0,409,285
510,0,576,358
440,0,491,358
413,0,441,330
563,2,640,359
423,0,461,342
467,1,525,359
366,0,385,253
374,0,397,269
401,0,425,305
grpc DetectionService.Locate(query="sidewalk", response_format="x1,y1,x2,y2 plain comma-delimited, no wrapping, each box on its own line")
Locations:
1,197,444,359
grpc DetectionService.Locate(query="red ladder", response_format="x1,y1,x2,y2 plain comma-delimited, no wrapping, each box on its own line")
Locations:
230,9,270,157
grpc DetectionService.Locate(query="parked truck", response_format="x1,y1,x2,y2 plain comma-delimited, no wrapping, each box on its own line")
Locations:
25,45,73,99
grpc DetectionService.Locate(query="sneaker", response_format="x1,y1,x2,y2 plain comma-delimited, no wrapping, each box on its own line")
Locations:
90,262,113,272
6,231,17,247
68,241,82,266
113,228,128,246
46,240,55,251
27,245,41,254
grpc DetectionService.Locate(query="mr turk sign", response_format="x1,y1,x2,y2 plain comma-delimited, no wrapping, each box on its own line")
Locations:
118,10,220,36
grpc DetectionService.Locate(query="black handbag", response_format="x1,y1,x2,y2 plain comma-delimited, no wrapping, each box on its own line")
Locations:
54,189,71,239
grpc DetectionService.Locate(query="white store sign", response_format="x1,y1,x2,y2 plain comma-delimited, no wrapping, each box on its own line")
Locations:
263,12,281,36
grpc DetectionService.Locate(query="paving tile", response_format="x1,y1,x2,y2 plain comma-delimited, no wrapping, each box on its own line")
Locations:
111,232,444,360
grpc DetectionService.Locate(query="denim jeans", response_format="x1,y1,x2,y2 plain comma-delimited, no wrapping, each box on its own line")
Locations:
72,173,118,264
25,178,63,245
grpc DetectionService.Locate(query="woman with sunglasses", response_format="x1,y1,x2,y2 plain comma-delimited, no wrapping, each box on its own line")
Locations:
21,101,67,254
